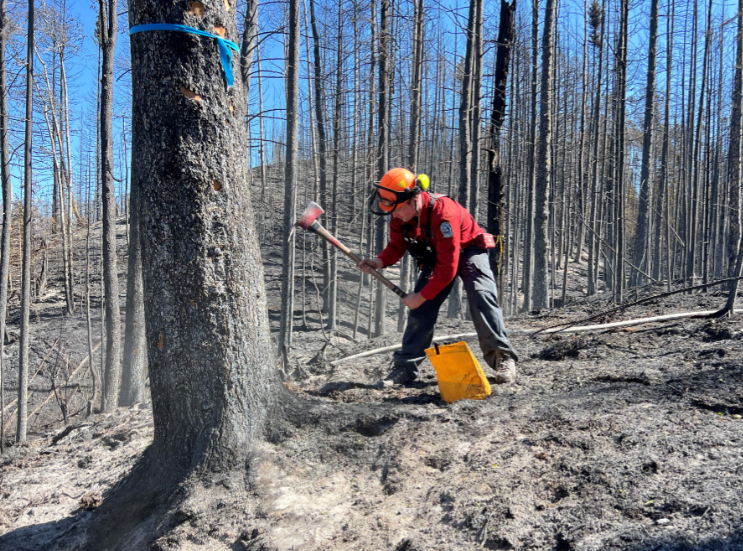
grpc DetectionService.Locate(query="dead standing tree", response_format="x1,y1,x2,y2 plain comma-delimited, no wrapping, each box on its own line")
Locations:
374,0,389,338
279,0,300,364
629,0,658,288
0,0,10,453
397,0,424,333
717,0,743,316
486,0,516,297
119,150,146,406
16,0,33,445
98,0,121,412
533,0,557,310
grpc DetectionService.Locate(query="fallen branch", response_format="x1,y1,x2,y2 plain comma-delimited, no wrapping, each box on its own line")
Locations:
3,342,101,434
2,338,60,415
534,275,743,335
330,309,743,365
51,422,91,445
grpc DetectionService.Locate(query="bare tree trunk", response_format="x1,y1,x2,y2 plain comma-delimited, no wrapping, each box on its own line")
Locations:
17,0,33,443
720,0,743,313
458,0,476,212
328,1,343,332
99,0,121,412
120,153,146,406
629,0,658,288
522,0,539,311
468,0,483,221
85,164,99,415
653,0,674,284
613,0,628,302
533,0,557,310
308,0,330,311
448,0,479,319
0,0,10,453
279,0,300,364
587,0,605,296
239,0,258,99
129,0,280,470
486,0,516,287
397,0,424,333
374,0,389,338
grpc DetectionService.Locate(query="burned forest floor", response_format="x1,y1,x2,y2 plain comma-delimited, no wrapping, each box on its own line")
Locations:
1,224,743,550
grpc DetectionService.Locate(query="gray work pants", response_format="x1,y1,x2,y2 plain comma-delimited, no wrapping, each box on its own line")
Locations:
393,247,518,377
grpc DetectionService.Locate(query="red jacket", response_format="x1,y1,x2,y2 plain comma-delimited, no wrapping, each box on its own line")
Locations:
377,193,485,300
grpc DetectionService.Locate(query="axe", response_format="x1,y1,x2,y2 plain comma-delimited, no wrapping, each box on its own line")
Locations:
295,201,406,298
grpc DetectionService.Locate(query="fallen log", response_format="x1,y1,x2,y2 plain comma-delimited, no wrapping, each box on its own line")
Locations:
330,309,742,366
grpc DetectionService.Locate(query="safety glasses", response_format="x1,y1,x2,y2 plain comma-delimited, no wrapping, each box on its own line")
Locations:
369,184,415,216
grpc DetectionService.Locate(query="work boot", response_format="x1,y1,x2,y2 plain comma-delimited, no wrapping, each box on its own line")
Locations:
494,355,517,384
374,364,416,389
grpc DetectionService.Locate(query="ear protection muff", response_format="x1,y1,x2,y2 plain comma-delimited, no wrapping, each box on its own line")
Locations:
415,174,430,192
370,172,431,216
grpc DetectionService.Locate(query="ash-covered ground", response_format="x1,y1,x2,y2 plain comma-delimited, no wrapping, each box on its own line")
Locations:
1,229,743,550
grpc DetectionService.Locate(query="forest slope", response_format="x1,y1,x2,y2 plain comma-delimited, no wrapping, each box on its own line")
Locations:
1,231,742,550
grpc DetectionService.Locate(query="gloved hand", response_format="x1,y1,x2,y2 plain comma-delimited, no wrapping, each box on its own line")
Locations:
357,258,383,274
402,292,426,310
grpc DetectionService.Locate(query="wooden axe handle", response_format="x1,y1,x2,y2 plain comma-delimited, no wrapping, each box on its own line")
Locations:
312,223,407,298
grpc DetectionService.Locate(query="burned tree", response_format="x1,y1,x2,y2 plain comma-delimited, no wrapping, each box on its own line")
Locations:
0,0,11,453
129,0,279,467
98,0,121,412
79,0,286,545
17,0,33,444
486,0,516,293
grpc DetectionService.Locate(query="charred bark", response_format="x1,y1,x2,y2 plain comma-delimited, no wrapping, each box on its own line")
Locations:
486,0,516,288
129,0,280,472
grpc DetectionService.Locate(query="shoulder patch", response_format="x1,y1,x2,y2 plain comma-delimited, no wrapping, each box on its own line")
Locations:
440,221,453,239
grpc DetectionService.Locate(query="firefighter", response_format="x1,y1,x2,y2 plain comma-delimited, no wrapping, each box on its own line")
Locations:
359,167,518,389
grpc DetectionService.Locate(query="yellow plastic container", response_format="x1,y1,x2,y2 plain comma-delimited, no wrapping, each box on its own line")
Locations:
425,341,491,403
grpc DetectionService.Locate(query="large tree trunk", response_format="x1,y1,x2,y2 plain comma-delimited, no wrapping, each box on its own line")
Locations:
69,3,285,546
99,0,121,412
129,0,279,471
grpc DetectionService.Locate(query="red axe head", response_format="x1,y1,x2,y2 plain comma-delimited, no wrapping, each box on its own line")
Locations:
296,201,324,230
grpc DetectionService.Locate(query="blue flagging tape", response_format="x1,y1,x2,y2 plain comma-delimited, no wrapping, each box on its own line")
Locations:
129,23,240,86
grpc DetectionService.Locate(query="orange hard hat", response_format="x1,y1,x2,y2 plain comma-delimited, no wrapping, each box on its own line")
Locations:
377,168,416,213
